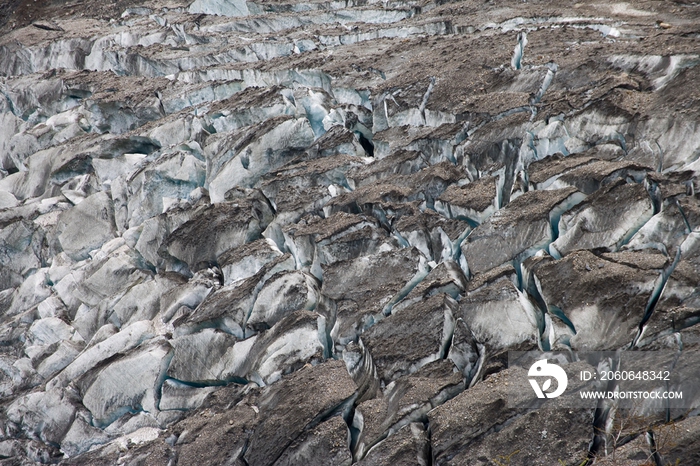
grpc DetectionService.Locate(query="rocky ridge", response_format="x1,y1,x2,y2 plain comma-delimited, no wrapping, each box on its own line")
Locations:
1,0,700,464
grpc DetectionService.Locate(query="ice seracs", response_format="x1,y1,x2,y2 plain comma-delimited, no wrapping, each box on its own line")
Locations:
1,0,700,463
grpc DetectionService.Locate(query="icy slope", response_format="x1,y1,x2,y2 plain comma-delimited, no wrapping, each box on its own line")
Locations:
1,0,700,464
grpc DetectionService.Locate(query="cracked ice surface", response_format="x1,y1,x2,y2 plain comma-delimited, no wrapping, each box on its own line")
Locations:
1,0,700,464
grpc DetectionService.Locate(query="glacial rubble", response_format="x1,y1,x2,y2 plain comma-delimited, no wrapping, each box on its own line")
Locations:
1,0,700,464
